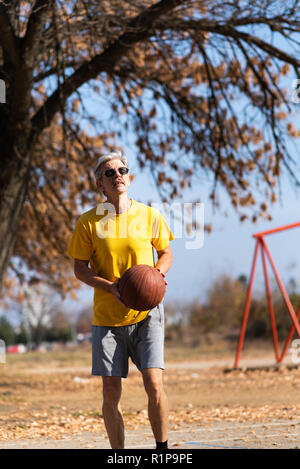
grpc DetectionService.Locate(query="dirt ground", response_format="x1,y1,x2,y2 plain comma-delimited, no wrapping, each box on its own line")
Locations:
1,340,300,449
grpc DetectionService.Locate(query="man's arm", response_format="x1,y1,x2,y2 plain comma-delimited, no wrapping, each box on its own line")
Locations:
155,245,173,276
73,259,125,305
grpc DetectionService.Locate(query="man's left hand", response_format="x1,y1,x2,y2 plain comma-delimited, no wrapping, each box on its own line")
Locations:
156,268,168,285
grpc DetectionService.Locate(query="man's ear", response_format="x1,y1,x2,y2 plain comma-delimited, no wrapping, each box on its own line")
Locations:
127,174,133,188
96,179,103,191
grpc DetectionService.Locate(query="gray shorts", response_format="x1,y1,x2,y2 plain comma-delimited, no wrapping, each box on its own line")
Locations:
92,303,165,378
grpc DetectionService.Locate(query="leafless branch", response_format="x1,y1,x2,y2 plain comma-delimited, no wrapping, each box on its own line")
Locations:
31,0,186,135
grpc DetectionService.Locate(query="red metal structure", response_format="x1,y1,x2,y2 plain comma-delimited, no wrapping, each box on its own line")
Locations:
234,221,300,369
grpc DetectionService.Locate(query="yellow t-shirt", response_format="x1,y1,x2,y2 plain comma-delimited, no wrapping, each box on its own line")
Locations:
66,199,174,326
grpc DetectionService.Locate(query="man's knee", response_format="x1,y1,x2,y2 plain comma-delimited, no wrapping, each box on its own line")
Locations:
102,377,122,406
142,369,165,401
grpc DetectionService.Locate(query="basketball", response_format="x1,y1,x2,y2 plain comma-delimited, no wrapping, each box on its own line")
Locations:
118,264,166,310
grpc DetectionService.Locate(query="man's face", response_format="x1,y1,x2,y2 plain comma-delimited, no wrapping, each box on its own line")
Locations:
96,158,130,198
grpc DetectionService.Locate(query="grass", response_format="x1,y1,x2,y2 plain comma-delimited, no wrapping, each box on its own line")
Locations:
2,334,279,371
4,345,91,368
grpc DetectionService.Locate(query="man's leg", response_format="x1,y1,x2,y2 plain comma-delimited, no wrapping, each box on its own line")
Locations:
102,376,124,449
142,368,168,444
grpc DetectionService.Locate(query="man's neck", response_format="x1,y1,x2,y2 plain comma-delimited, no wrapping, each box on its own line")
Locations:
106,194,132,214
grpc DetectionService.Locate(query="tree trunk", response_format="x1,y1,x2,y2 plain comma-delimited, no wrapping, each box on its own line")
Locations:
0,149,31,293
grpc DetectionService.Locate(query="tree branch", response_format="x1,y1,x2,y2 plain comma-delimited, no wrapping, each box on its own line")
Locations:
216,25,300,69
30,0,185,136
33,60,84,82
0,3,20,67
156,19,300,69
22,0,51,68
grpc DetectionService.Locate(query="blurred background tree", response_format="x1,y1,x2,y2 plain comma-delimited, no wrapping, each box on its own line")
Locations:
190,274,247,331
184,272,300,343
0,316,15,345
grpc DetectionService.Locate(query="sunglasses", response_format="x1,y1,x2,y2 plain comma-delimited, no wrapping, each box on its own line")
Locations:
103,167,129,178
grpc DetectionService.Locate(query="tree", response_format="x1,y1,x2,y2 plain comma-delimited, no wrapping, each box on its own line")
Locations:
19,281,60,346
1,0,300,300
0,316,15,345
76,307,93,334
190,273,247,330
45,310,73,342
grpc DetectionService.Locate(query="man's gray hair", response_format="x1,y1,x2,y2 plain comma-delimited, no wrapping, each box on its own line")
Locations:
94,150,129,180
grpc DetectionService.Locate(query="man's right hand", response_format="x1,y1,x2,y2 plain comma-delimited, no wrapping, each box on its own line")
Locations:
110,278,127,307
74,260,128,307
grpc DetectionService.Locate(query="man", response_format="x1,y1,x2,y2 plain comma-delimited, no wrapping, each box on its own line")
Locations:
66,150,174,449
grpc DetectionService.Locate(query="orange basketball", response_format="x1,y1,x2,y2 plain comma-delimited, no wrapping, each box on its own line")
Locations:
118,264,166,311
